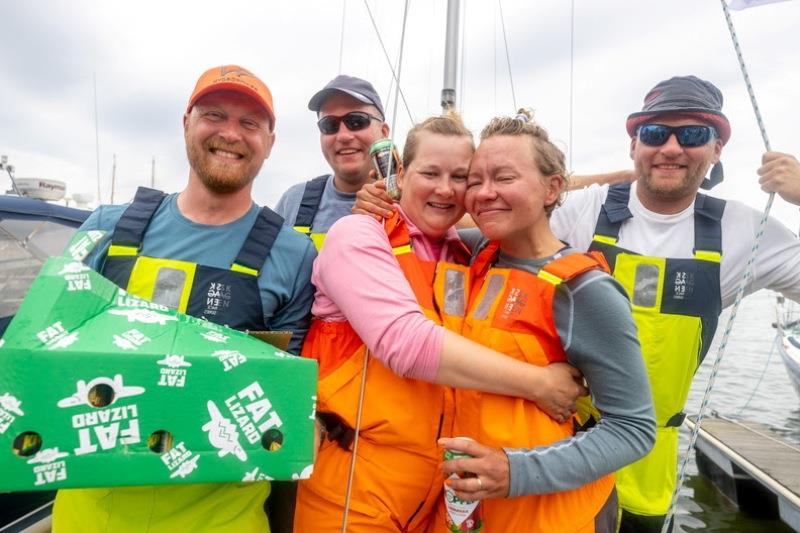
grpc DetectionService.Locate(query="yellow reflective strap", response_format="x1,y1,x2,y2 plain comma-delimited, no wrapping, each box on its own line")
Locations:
108,244,138,257
592,234,618,246
310,233,326,252
293,225,311,234
392,244,412,256
231,263,259,276
536,269,563,285
694,250,721,263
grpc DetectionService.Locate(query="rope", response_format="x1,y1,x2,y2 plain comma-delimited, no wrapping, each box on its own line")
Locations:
459,0,467,112
388,0,411,137
362,0,414,124
338,0,347,74
497,0,517,111
661,2,777,530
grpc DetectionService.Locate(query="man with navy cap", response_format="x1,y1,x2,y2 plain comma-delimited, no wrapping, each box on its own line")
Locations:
548,75,800,531
275,75,389,250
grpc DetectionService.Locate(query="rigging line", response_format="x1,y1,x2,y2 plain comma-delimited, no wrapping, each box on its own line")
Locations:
568,0,575,170
388,0,411,138
497,0,517,112
661,2,777,531
338,0,347,74
340,346,371,533
734,334,778,417
459,0,467,112
362,0,415,124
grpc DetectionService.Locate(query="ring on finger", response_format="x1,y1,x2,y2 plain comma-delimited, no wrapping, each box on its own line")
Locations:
476,476,483,491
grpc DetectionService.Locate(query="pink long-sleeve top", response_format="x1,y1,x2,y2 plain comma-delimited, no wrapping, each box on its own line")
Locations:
310,207,463,381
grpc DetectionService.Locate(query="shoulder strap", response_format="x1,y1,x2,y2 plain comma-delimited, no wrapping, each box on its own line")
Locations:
693,193,725,257
293,175,329,230
232,207,285,275
110,187,168,248
470,241,501,279
592,183,634,241
539,251,609,285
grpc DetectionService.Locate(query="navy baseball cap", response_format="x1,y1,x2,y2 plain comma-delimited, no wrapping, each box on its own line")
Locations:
308,75,385,120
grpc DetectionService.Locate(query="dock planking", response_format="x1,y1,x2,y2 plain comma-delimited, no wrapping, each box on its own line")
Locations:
688,415,800,531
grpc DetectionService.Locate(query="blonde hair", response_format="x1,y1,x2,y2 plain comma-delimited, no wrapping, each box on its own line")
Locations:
480,109,569,216
402,110,475,168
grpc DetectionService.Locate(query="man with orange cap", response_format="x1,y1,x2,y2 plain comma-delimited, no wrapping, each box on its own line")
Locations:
51,65,316,532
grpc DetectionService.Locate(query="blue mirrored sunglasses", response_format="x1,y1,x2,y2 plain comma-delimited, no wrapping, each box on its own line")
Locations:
637,124,717,148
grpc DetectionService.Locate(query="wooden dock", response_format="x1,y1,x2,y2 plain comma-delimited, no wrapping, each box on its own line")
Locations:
688,415,800,532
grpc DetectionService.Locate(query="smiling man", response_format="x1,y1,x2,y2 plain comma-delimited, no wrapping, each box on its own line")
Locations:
274,75,389,250
549,75,800,532
52,65,316,532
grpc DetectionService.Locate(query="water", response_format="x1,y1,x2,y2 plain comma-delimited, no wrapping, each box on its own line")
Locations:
673,289,800,532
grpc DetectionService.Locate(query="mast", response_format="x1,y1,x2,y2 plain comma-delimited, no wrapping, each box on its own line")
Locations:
110,154,117,204
441,0,461,112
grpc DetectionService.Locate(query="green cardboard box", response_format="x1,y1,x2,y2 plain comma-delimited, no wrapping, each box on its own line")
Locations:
0,256,318,491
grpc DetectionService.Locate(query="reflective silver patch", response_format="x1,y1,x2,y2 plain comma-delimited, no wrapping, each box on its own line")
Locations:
473,274,505,320
443,269,466,316
633,263,659,307
152,268,186,309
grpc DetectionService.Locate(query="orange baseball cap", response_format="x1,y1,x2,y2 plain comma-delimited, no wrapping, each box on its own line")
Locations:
187,65,275,130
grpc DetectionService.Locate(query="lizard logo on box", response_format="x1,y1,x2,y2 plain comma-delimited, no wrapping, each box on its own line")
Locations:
224,381,283,446
0,393,24,435
108,308,177,325
59,262,93,292
57,375,145,409
36,321,79,350
292,464,315,481
27,447,69,486
113,329,151,351
156,355,192,388
161,442,200,479
214,349,247,372
242,467,274,482
67,230,105,261
202,401,247,461
202,331,229,343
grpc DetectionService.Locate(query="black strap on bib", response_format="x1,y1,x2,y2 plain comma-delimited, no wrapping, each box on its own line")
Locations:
111,187,167,247
293,175,328,228
593,183,633,240
693,193,725,254
233,207,285,273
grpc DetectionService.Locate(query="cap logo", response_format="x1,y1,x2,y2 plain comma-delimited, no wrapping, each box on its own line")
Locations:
219,66,256,79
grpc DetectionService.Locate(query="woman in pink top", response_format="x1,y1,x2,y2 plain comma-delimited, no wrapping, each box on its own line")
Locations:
294,114,584,533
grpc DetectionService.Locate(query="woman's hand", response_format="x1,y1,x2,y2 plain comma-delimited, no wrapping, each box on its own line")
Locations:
439,437,510,500
529,362,588,422
352,177,395,219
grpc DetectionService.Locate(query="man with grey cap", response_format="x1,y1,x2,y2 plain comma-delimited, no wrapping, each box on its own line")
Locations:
548,75,800,531
274,74,389,250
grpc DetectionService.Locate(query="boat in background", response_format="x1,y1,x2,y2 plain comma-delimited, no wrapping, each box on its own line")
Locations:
776,295,800,400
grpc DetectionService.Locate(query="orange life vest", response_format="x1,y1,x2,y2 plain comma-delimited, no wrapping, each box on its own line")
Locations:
295,212,470,532
437,242,616,533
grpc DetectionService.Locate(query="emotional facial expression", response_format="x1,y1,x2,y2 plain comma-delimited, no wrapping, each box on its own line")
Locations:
631,115,722,204
466,135,560,243
318,93,388,188
184,90,274,194
397,131,473,240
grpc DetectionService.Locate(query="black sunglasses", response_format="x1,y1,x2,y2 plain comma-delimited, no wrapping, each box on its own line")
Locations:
317,111,383,135
637,124,717,148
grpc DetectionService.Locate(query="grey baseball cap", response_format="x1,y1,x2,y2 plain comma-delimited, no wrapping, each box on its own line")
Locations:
308,75,385,119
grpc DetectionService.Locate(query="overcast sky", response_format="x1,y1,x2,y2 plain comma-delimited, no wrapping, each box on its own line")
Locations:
1,0,798,230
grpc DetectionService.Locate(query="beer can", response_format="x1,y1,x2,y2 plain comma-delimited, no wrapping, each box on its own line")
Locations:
443,438,483,533
369,139,402,200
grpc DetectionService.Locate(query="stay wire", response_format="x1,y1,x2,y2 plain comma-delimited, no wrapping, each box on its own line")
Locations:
497,0,517,112
341,2,411,531
568,0,575,170
661,1,776,531
362,0,415,124
338,0,347,74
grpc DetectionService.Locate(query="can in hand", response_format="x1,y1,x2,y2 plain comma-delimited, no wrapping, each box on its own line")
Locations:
443,437,483,532
369,138,402,200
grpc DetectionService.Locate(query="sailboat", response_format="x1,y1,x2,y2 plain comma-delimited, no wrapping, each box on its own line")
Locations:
776,295,800,400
